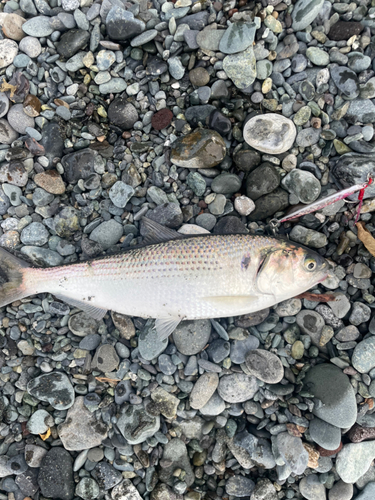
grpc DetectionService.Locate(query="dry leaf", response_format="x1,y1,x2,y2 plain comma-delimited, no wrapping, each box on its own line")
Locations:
0,80,17,98
39,428,51,440
356,222,375,257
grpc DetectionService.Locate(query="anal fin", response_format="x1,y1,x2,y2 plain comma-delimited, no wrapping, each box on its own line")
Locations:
155,317,181,341
54,294,108,321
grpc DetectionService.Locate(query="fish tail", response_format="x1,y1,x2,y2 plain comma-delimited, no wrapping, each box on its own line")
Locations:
0,247,31,307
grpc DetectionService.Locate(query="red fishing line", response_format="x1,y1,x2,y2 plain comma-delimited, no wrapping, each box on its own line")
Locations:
355,177,373,224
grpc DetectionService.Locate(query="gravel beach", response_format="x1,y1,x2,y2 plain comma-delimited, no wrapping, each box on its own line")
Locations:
1,0,375,499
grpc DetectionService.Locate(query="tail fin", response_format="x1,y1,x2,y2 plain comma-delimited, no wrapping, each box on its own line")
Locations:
0,247,30,307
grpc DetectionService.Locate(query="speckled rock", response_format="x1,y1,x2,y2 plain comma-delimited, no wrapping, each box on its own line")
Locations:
170,129,226,169
243,114,296,154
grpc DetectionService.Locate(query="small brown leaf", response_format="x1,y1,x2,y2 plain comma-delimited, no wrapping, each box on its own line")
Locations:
39,428,51,440
295,292,337,302
95,376,121,384
356,222,375,257
0,80,17,98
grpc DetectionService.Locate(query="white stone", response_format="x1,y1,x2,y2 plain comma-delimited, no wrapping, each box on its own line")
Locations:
234,195,255,216
243,113,296,154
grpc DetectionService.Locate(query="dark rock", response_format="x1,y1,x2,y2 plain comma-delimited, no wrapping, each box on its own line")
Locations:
246,163,280,201
331,153,375,200
247,187,289,221
40,121,64,166
108,98,138,130
213,216,248,234
176,12,209,30
106,7,145,41
56,29,90,58
185,104,215,127
329,21,364,41
61,148,97,184
209,109,232,135
151,109,173,130
91,462,122,490
330,66,359,99
233,148,261,173
38,448,74,500
146,203,183,228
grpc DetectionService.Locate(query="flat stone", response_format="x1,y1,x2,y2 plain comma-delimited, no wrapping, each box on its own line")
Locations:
75,478,100,500
149,386,179,419
173,319,211,355
158,439,194,487
276,432,309,474
138,323,167,360
223,46,257,89
199,391,226,416
117,404,159,445
38,448,74,500
106,7,145,41
245,349,284,384
243,113,296,154
0,39,18,68
299,475,326,500
189,372,219,409
226,476,255,497
111,480,142,500
230,335,259,364
309,417,342,450
328,480,353,500
92,344,120,372
336,441,375,483
329,21,364,41
248,188,289,221
19,36,41,58
24,445,48,468
90,220,123,250
56,29,90,58
22,16,53,37
282,169,321,204
108,98,138,130
290,225,327,249
331,66,359,99
171,129,226,169
0,161,27,187
2,14,26,41
109,181,134,208
218,373,258,403
303,363,357,428
27,372,75,410
92,462,122,490
292,0,324,31
26,409,52,435
353,337,375,373
58,397,108,451
219,20,259,54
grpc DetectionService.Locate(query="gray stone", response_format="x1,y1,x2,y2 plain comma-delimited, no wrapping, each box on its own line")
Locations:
223,46,257,90
309,417,342,450
38,448,74,500
243,113,296,154
58,397,108,451
303,364,357,428
27,372,75,410
290,225,327,249
219,20,259,54
245,349,284,384
250,479,277,500
336,441,375,483
331,66,359,99
109,181,134,208
99,79,127,94
24,445,48,468
69,312,98,337
328,480,353,500
92,344,119,372
347,100,375,124
276,432,308,474
90,220,123,250
21,222,49,246
226,476,255,497
296,127,321,147
282,169,321,204
173,319,211,355
106,7,145,41
118,404,159,445
299,475,326,500
354,482,375,500
0,39,18,68
26,409,52,435
353,337,375,373
218,373,258,403
246,163,280,201
189,373,219,409
158,439,194,487
0,118,18,144
0,93,9,118
108,98,138,130
22,16,53,37
92,462,122,490
139,323,168,360
199,391,226,416
3,183,21,207
349,302,371,326
230,335,259,364
75,478,100,500
111,480,142,500
292,0,324,31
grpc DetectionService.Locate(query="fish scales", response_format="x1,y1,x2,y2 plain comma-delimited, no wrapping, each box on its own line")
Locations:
24,234,278,320
0,221,329,339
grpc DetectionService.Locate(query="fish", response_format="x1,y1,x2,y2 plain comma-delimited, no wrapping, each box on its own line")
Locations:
0,219,329,340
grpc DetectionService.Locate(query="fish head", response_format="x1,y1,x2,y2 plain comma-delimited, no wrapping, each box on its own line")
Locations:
256,242,329,299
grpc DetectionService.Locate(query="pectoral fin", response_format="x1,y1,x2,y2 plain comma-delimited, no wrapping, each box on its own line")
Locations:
54,294,108,321
155,317,181,340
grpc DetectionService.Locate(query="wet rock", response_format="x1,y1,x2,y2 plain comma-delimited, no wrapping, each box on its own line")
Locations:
27,372,75,410
158,439,194,487
92,462,122,490
352,337,375,373
58,397,108,451
56,29,90,58
38,448,74,500
282,170,321,204
246,163,280,201
243,113,296,154
248,188,289,221
117,404,160,445
106,7,145,41
329,21,364,41
303,364,357,428
171,129,226,169
108,98,138,130
309,417,342,451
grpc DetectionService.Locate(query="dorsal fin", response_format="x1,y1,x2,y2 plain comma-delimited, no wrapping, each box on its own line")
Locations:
140,217,183,245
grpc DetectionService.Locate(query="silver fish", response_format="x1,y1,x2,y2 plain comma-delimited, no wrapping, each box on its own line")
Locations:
0,219,329,340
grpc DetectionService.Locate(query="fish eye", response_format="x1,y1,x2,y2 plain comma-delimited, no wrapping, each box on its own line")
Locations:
305,257,317,271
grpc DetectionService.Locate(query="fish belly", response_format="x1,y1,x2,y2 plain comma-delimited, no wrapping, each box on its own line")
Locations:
27,235,278,320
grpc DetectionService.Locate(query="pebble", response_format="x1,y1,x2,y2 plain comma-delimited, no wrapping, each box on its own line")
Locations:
336,441,375,483
189,372,219,409
245,349,284,384
0,39,18,68
309,417,342,451
243,114,296,154
303,364,357,428
171,129,226,169
173,319,211,354
276,432,309,475
299,475,326,500
27,372,75,410
352,337,375,374
282,170,321,204
218,373,258,403
38,448,74,500
226,476,255,497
